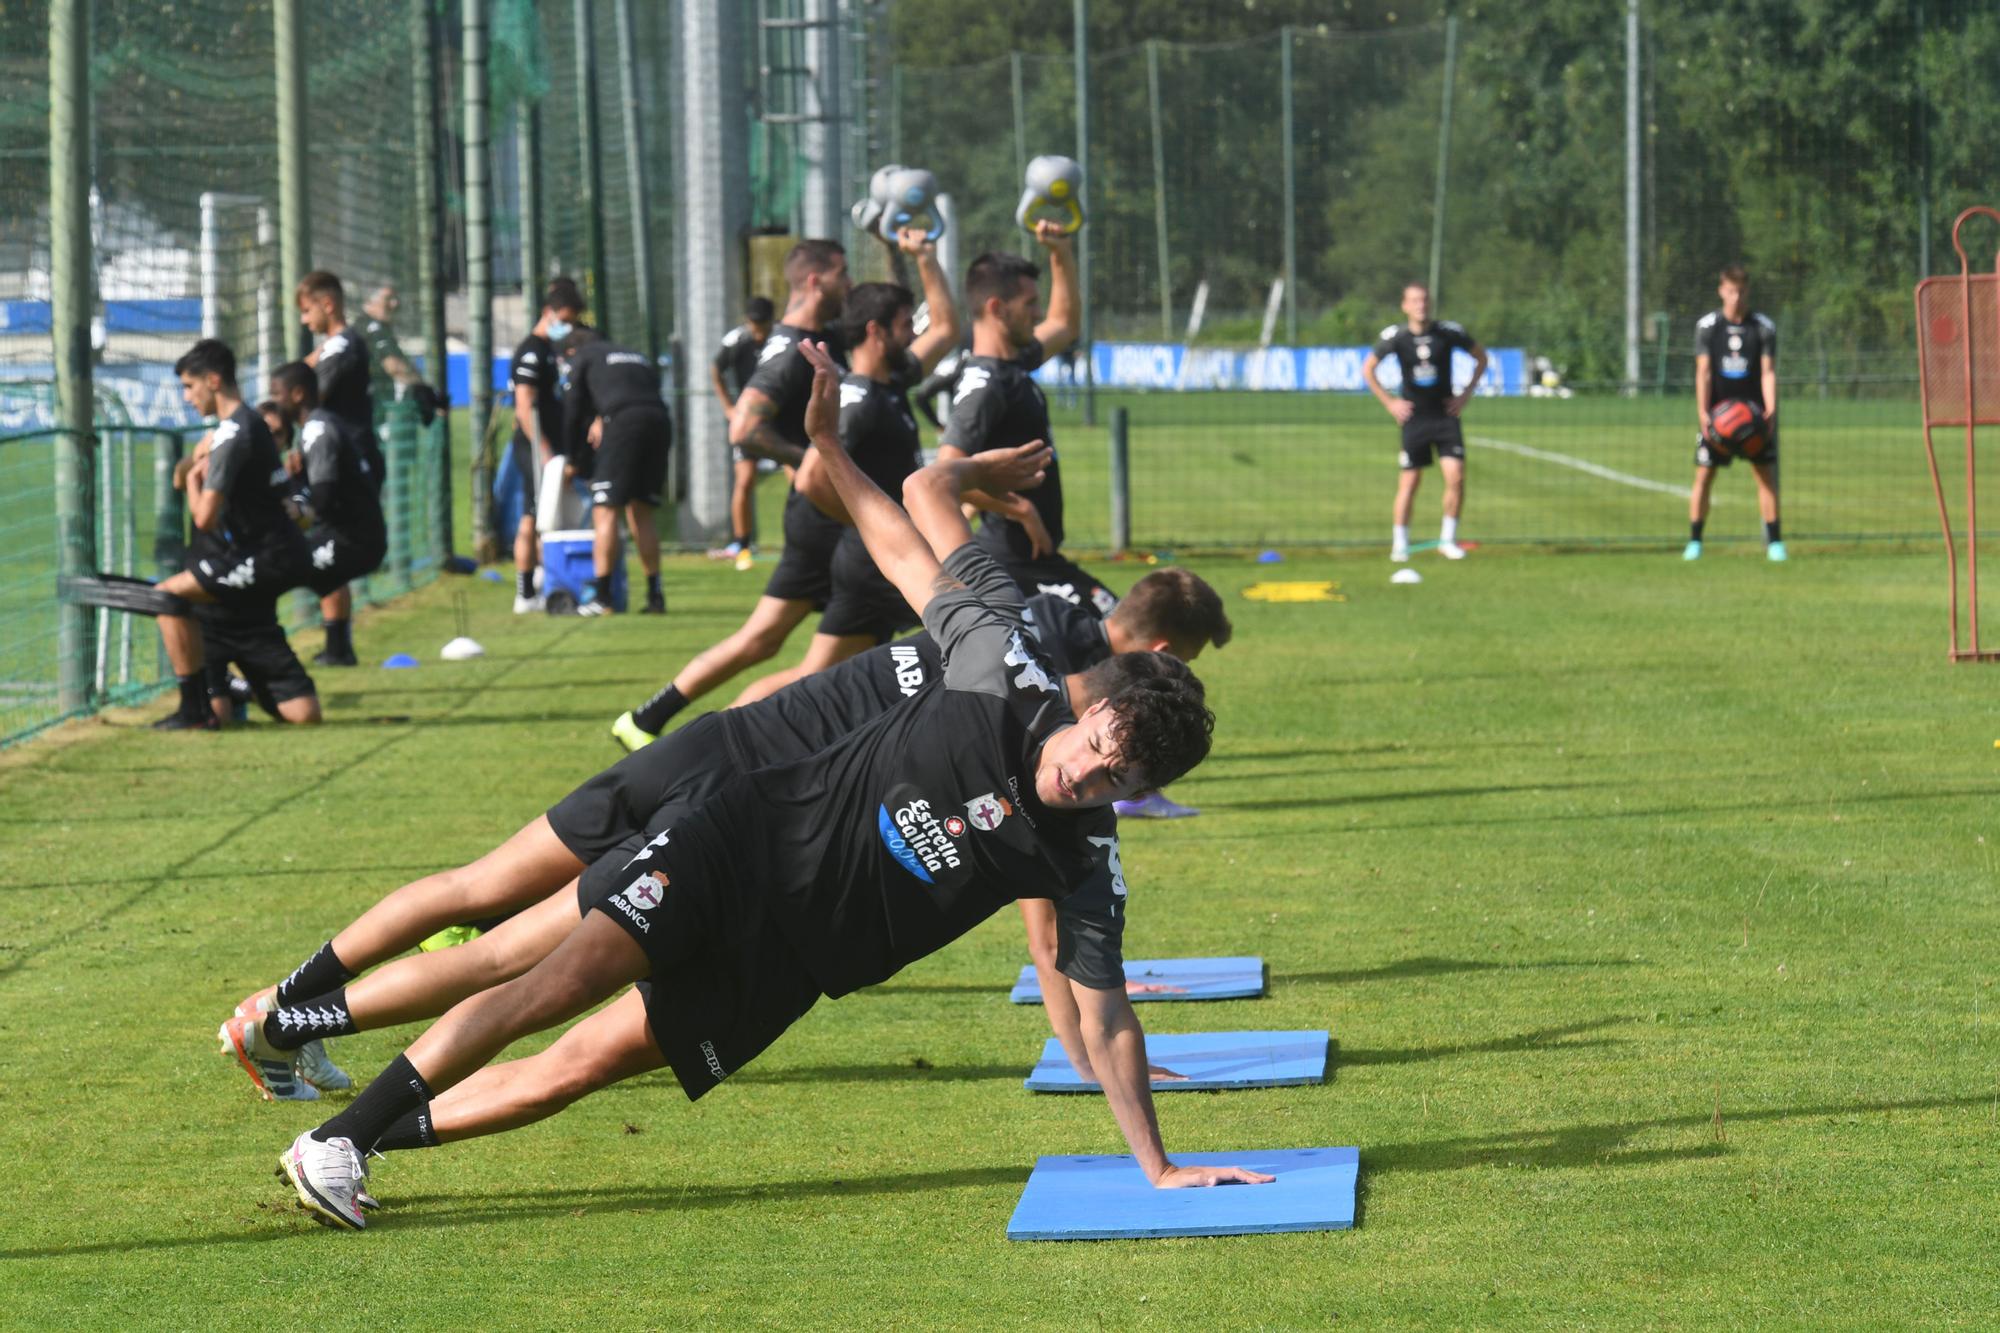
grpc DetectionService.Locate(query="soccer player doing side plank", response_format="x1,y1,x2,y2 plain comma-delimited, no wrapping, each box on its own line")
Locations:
273,337,1270,1227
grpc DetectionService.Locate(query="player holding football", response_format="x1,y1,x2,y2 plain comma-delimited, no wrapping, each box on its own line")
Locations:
1363,283,1488,563
1686,264,1783,562
272,336,1267,1227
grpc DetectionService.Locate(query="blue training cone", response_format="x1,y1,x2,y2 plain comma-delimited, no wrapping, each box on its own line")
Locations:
382,653,420,670
1257,549,1283,564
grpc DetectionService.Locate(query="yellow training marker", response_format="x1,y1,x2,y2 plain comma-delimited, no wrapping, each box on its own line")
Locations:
1243,581,1345,603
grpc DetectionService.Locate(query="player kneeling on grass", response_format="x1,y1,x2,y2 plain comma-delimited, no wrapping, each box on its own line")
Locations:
1685,263,1784,563
152,339,316,731
1363,282,1488,564
268,361,389,622
274,338,1269,1227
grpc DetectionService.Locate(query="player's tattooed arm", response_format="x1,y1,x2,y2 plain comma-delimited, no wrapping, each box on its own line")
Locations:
800,338,949,616
728,387,806,467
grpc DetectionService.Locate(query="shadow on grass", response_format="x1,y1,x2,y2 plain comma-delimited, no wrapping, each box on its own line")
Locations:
729,1061,1024,1086
0,860,448,894
0,624,583,987
1200,779,1608,814
1335,1016,1631,1069
1274,955,1634,987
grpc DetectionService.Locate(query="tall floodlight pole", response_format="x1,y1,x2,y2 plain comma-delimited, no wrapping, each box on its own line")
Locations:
1624,0,1642,394
1146,40,1171,340
413,0,451,556
1074,0,1094,425
51,0,96,713
1010,52,1027,188
275,0,310,354
1427,15,1457,306
675,0,751,541
575,0,607,329
614,0,658,359
1915,0,1931,277
519,105,544,320
466,0,495,558
1280,27,1298,344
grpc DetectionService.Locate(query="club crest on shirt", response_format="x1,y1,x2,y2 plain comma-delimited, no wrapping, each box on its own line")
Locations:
964,793,1010,832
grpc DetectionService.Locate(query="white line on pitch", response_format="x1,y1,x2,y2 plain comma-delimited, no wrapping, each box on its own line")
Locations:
1470,433,1693,499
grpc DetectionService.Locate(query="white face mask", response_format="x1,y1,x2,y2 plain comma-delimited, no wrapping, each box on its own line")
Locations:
546,317,573,341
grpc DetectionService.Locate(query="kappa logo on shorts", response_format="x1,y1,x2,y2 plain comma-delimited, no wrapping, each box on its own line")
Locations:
965,793,1010,832
1003,631,1058,695
622,828,671,868
699,1039,727,1081
888,643,926,696
312,541,336,570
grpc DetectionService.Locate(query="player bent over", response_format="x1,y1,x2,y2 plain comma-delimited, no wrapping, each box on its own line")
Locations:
1363,283,1488,563
1685,264,1784,562
559,329,672,615
275,340,1268,1225
151,340,315,731
268,361,388,624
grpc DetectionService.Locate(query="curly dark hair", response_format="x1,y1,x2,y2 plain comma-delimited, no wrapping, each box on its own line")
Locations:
1077,650,1202,713
1102,667,1214,790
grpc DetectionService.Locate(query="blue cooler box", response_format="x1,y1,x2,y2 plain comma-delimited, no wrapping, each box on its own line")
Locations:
540,530,627,611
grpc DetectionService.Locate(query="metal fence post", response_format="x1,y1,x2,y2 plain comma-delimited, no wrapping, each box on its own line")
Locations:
1428,14,1457,309
1073,0,1094,426
575,0,606,327
152,432,183,679
275,0,310,354
1623,0,1641,394
1146,40,1171,340
1009,52,1026,187
413,0,452,559
1280,27,1297,345
466,0,494,560
519,103,543,319
1108,406,1130,555
615,0,658,360
51,0,96,715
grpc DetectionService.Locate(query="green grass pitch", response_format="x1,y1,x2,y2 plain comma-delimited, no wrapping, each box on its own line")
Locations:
3,536,1999,1325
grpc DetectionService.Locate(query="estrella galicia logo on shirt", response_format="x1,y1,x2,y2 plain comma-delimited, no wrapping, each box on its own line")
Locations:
876,784,965,886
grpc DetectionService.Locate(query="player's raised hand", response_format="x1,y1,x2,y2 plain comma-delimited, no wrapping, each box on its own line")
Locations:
1154,1163,1276,1188
968,440,1051,496
799,339,844,448
1032,219,1074,252
895,226,935,258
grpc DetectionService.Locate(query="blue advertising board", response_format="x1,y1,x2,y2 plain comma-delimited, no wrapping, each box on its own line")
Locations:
1034,341,1525,396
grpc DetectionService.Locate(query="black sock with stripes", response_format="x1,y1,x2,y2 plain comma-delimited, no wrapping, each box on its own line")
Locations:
261,987,357,1051
274,940,354,1007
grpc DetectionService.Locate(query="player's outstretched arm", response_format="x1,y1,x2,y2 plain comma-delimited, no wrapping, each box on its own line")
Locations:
1070,981,1275,1188
903,446,1050,562
903,231,961,376
799,338,950,616
1033,223,1080,356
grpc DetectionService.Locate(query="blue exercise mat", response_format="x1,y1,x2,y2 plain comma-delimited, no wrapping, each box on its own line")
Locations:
1025,1029,1328,1093
1010,956,1265,1004
1007,1146,1359,1240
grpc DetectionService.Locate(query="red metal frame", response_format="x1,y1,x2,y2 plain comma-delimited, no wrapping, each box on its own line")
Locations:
1915,206,2000,661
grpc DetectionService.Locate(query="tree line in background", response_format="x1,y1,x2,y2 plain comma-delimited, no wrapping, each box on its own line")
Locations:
890,0,2000,384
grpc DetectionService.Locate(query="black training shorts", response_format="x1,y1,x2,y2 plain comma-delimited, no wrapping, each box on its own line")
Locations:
189,542,308,612
994,549,1120,620
544,711,741,864
200,617,316,714
1695,418,1779,470
761,490,843,607
1398,415,1466,470
579,813,822,1102
302,524,387,597
590,406,671,509
818,529,921,642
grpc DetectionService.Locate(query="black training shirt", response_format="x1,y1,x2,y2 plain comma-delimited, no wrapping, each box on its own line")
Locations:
941,338,1066,560
1371,320,1477,417
562,341,666,462
1018,592,1110,677
510,331,565,455
1695,310,1777,409
839,364,925,499
743,323,849,538
712,323,767,399
314,326,375,441
729,550,1126,997
204,403,304,554
298,407,385,544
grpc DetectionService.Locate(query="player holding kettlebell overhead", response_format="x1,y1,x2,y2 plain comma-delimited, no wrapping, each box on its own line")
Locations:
1686,264,1783,562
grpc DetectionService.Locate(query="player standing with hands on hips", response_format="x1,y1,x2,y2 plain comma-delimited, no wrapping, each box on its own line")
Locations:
1685,264,1783,562
1363,283,1487,564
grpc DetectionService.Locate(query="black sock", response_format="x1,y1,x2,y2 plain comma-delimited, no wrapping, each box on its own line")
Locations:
631,683,687,734
646,573,662,601
313,1053,432,1150
1690,519,1706,542
331,619,354,656
1765,520,1782,543
275,940,354,1007
176,673,206,717
374,1106,441,1152
262,986,358,1051
592,574,613,604
733,531,752,546
516,567,534,598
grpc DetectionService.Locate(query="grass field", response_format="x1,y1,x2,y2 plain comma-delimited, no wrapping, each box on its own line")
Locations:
4,540,1998,1326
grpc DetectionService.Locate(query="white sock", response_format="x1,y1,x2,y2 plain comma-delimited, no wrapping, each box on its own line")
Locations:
1441,516,1459,545
1392,524,1410,550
